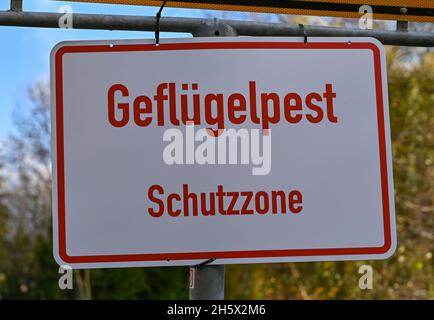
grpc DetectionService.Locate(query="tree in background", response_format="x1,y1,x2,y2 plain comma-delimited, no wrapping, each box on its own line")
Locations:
0,80,188,299
0,164,10,298
0,82,74,299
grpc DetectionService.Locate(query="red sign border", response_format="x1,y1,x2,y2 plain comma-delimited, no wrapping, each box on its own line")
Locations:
54,40,393,264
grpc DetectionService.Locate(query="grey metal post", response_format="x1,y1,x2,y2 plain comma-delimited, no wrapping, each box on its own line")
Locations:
188,19,236,301
10,0,22,12
396,20,409,32
189,264,225,300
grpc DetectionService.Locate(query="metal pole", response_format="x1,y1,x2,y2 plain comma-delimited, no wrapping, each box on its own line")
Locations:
10,0,22,12
190,264,225,300
396,20,409,32
188,20,236,300
0,11,433,47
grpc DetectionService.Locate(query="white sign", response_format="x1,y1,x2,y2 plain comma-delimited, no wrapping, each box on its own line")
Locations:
51,37,396,268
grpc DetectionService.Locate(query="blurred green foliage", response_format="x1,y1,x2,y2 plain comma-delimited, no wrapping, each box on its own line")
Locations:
225,48,434,300
0,47,432,300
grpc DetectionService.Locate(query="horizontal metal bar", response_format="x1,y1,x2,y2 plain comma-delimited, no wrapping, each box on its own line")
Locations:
0,11,433,47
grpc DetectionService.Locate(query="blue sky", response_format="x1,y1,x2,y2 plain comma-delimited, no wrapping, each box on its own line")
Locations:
0,0,276,139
